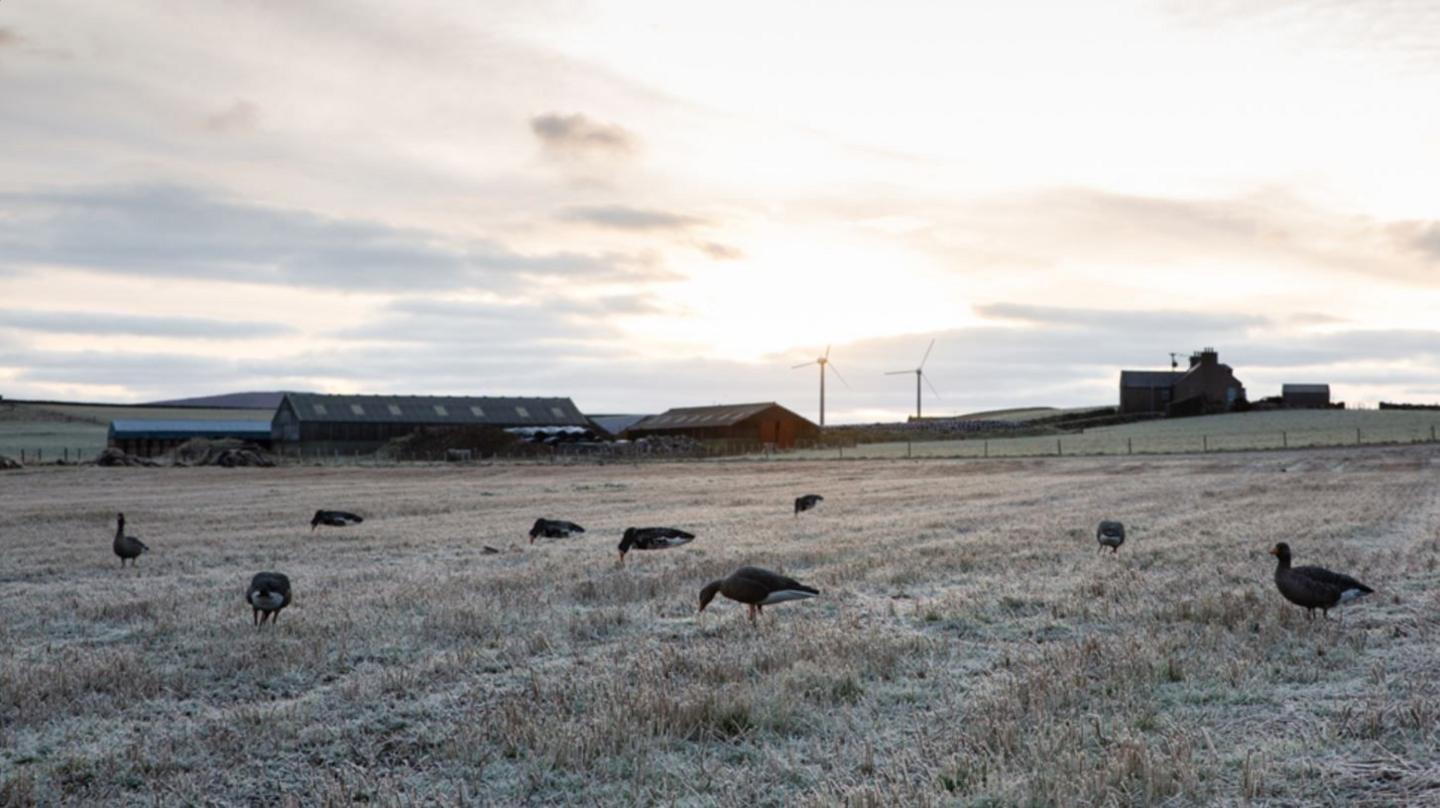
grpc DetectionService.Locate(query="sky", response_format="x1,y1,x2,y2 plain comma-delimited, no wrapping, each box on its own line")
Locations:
3,0,1440,422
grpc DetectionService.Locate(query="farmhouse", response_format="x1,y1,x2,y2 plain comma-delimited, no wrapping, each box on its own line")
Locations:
625,402,819,449
271,393,589,454
1119,348,1246,416
1282,384,1331,409
108,420,274,457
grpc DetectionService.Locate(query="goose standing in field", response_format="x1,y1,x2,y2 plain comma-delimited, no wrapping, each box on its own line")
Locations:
113,513,149,566
1270,542,1373,620
247,572,292,627
699,566,820,623
617,526,694,564
794,494,824,516
1096,520,1125,554
529,518,586,544
311,510,364,531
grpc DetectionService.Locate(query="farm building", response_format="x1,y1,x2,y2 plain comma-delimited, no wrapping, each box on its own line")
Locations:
1119,348,1246,416
1282,384,1331,409
108,420,274,457
624,402,819,449
588,414,651,437
271,393,589,454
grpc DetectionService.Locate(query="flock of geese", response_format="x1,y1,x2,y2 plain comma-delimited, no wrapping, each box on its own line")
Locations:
112,492,1375,628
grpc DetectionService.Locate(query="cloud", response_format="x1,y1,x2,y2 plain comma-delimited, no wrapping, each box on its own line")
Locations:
530,112,638,160
0,185,674,290
203,99,259,133
697,241,744,260
559,205,704,231
974,302,1269,334
0,309,295,339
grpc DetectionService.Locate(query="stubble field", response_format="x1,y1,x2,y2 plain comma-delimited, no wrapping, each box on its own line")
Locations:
2,446,1439,806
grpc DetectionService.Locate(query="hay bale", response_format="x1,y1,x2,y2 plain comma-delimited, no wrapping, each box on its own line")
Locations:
171,438,276,468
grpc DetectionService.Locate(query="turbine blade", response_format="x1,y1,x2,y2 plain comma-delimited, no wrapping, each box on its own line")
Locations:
827,362,851,389
884,370,912,375
923,372,942,400
791,361,816,369
824,344,832,360
919,338,935,370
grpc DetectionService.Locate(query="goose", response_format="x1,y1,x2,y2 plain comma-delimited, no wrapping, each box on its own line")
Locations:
247,572,292,627
794,494,824,516
529,518,586,544
1096,521,1125,554
699,566,820,622
113,513,149,566
311,510,364,531
617,527,694,564
1270,542,1373,620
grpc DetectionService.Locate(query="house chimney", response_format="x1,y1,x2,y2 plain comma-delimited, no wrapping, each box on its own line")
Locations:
1190,347,1218,368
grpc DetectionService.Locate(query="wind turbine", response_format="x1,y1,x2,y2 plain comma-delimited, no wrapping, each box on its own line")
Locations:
791,345,849,426
886,338,940,420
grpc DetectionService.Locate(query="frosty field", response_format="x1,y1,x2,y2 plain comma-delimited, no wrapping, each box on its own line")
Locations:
2,447,1439,806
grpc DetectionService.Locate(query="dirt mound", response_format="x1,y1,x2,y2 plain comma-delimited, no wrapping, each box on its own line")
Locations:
94,447,161,467
171,438,276,467
383,425,534,460
0,454,21,470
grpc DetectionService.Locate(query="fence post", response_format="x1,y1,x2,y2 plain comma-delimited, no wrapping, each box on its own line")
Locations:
20,449,24,463
1356,428,1362,445
1127,437,1132,455
1203,435,1208,452
907,440,912,459
1282,431,1287,448
1432,425,1437,442
984,440,988,458
1057,438,1062,456
63,448,68,462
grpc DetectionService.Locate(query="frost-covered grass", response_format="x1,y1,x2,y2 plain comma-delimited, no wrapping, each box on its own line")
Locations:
0,403,271,460
2,447,1439,805
805,409,1440,459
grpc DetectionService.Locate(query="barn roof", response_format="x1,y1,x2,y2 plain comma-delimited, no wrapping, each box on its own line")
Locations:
1283,384,1330,394
629,402,797,430
588,414,651,436
1119,370,1184,388
277,393,587,426
108,420,274,440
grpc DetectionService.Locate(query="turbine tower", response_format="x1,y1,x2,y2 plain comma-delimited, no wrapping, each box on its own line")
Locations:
791,345,848,426
886,338,940,420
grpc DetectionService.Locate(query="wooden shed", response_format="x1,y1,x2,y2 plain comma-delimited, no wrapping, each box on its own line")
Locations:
1282,384,1330,409
624,402,819,449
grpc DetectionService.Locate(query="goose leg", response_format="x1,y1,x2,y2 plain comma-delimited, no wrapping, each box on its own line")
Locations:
253,608,259,627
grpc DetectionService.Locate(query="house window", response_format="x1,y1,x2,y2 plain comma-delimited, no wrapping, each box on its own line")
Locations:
313,403,328,415
515,406,530,417
434,405,448,416
350,404,365,415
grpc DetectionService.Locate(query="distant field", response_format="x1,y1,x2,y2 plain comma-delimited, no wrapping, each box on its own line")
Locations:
953,405,1107,422
2,447,1437,804
0,403,273,460
796,409,1440,459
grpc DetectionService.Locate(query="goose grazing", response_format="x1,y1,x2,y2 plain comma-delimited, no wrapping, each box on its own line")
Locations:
529,518,586,544
1270,542,1373,620
112,513,149,566
311,510,364,532
794,494,824,517
1096,520,1125,554
247,572,292,627
699,566,820,622
617,526,695,564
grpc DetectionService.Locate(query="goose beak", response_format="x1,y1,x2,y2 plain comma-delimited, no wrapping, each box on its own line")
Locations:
1268,547,1278,556
617,550,626,566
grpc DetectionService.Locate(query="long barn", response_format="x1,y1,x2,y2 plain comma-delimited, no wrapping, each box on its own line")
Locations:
624,402,819,449
271,393,589,454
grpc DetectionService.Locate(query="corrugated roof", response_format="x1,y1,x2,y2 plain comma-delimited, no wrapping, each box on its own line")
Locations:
1119,370,1184,388
1283,384,1330,394
108,420,274,439
277,393,587,426
629,402,788,430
